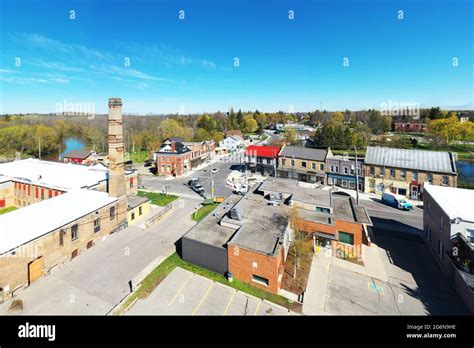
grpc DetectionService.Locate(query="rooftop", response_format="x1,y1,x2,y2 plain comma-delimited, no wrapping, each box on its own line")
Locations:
127,194,150,210
280,146,328,162
0,189,117,255
364,146,457,174
424,184,474,222
183,195,243,248
259,179,331,207
0,158,133,191
224,193,289,256
245,145,280,158
63,149,93,159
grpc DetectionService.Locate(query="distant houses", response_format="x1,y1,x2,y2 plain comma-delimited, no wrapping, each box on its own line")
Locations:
62,149,95,165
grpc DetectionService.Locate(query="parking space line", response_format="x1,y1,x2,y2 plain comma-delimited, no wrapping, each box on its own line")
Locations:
223,289,237,315
168,273,194,306
254,300,262,315
192,282,214,315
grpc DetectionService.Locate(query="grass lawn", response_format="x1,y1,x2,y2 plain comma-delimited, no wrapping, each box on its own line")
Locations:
415,143,474,160
192,203,219,221
0,206,17,215
116,252,292,314
125,150,149,163
137,190,179,206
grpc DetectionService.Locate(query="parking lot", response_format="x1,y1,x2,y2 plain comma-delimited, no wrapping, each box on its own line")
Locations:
322,229,469,315
126,268,293,315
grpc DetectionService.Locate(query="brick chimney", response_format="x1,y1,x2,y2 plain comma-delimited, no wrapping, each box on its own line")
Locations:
108,98,128,225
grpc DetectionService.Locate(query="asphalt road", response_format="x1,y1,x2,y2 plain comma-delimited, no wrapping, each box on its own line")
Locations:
140,158,245,199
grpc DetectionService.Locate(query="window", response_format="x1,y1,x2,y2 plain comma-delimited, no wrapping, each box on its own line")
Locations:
131,212,135,220
338,232,354,245
94,218,100,233
316,207,330,214
442,176,449,186
71,224,79,241
400,170,406,180
167,165,171,172
328,177,333,185
412,171,418,181
350,165,355,175
301,161,307,168
428,202,431,214
130,178,134,188
437,240,444,260
161,164,165,172
425,226,432,241
344,167,348,174
335,166,339,173
370,166,375,176
320,163,324,171
252,274,269,287
427,173,433,183
311,162,316,170
291,159,295,167
139,206,143,216
282,158,286,166
440,215,443,229
110,206,115,220
342,180,347,187
466,229,474,244
390,168,395,178
330,165,334,172
349,181,355,189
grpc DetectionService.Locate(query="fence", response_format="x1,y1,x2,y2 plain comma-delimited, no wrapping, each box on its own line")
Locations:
144,204,172,228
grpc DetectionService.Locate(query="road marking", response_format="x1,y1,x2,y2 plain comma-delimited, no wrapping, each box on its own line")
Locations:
254,300,262,315
223,289,237,315
192,281,214,315
168,273,193,306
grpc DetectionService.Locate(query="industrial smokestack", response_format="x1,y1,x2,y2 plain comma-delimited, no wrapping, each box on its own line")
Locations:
108,97,126,198
108,98,128,228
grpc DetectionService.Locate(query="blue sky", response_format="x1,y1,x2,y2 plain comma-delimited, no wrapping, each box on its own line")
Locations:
0,0,472,114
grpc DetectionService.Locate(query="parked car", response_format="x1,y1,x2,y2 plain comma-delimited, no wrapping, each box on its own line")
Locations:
211,167,220,174
186,178,205,194
382,192,413,210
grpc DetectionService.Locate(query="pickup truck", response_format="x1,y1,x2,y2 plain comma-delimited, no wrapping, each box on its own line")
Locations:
186,178,205,195
382,193,413,210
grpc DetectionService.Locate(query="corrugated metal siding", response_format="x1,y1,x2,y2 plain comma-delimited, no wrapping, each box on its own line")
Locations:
182,237,228,275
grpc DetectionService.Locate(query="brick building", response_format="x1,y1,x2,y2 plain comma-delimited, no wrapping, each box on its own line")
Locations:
277,146,331,184
364,146,457,200
0,98,146,298
393,122,427,133
259,179,372,258
62,149,94,165
0,159,137,208
153,138,215,177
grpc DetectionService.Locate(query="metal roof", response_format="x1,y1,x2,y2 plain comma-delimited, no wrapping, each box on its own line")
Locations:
364,147,456,174
280,146,328,161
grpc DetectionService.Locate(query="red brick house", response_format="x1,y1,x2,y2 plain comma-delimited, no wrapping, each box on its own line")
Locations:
393,122,427,133
63,150,94,165
154,138,215,177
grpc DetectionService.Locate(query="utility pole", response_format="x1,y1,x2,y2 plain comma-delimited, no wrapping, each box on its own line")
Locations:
354,146,360,205
209,153,214,199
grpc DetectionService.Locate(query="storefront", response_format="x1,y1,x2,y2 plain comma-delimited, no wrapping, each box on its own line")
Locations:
327,173,364,191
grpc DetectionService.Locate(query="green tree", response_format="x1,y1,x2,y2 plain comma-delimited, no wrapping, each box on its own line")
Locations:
241,115,258,133
197,114,217,132
283,127,297,144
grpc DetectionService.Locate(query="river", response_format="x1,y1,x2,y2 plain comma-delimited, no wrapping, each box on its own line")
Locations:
60,138,85,157
457,160,474,184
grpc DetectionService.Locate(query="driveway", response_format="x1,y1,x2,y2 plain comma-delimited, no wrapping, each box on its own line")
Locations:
126,267,293,316
0,198,199,315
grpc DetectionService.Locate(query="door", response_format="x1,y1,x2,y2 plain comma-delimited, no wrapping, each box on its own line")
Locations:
28,256,44,284
411,186,418,200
